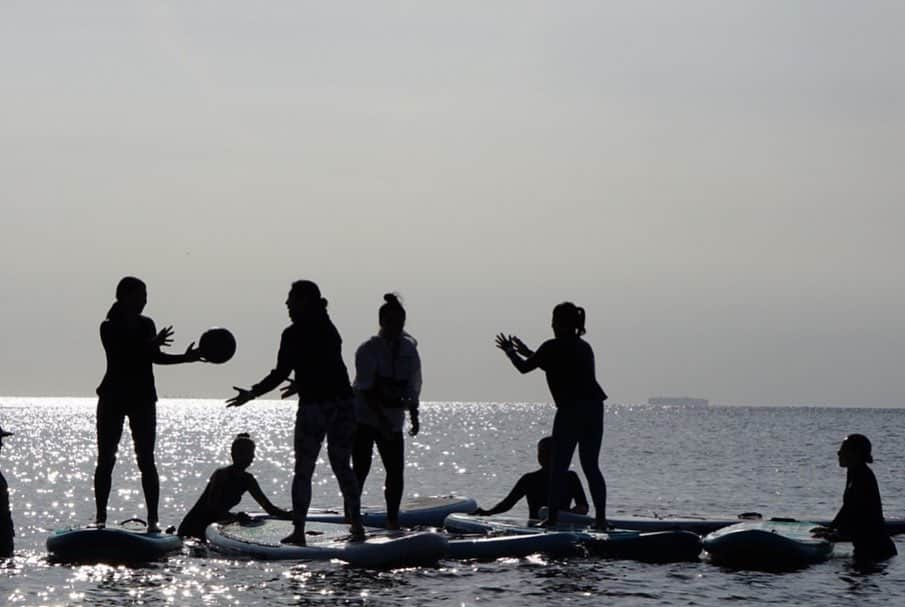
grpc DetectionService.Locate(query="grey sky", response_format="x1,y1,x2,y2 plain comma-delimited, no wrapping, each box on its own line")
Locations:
2,2,903,406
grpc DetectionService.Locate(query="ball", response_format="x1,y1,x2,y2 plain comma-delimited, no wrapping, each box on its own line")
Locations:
199,327,236,364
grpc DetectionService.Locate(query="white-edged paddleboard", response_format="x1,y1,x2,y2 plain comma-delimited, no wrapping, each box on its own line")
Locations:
308,495,477,528
444,513,701,562
206,517,447,567
446,532,581,560
702,520,833,569
46,524,182,563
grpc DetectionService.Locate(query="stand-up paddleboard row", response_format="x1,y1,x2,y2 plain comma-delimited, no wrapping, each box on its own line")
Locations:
443,513,703,563
308,495,478,528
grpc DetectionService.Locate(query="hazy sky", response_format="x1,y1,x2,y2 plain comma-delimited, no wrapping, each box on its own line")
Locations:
2,2,903,406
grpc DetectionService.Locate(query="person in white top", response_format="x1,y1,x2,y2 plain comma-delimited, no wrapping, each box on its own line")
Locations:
352,293,422,529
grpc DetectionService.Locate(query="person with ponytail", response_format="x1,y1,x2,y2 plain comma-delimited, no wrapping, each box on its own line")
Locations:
351,293,422,530
178,433,292,541
495,302,608,530
812,434,897,562
95,276,203,531
226,280,364,545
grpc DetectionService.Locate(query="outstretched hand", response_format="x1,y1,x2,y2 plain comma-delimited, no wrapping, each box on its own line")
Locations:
153,325,174,348
280,379,298,399
510,336,532,357
226,386,255,408
495,333,514,353
184,341,202,362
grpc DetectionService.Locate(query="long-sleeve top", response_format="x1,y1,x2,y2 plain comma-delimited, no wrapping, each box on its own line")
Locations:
96,316,158,402
353,334,422,432
831,464,897,560
252,311,353,404
510,336,607,407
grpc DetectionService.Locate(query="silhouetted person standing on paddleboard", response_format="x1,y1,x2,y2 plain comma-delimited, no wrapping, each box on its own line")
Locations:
178,433,292,541
496,302,608,529
227,280,364,545
0,425,14,557
95,276,202,532
473,436,588,519
813,434,897,562
352,293,422,530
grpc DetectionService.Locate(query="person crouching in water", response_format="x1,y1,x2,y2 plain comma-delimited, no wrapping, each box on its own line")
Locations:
352,293,422,530
813,434,897,562
227,280,364,545
473,436,589,520
178,433,292,541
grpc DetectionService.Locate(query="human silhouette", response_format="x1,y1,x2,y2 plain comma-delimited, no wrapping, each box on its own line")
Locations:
226,280,364,545
95,276,203,531
495,301,608,529
178,433,292,540
473,436,589,519
0,425,14,557
812,434,897,562
351,293,422,530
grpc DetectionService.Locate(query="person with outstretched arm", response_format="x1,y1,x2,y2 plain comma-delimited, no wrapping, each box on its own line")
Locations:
812,434,897,562
495,301,608,529
178,433,291,541
226,280,364,545
95,276,203,532
473,436,589,520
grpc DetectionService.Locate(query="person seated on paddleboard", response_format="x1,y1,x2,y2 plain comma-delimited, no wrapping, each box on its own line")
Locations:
226,280,365,546
812,434,897,562
177,433,292,541
95,276,204,532
472,436,588,520
351,293,422,530
495,301,608,530
0,425,14,557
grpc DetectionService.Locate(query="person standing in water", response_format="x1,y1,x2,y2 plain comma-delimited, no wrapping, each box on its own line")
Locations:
813,434,897,562
473,436,588,519
226,280,364,545
178,433,292,541
495,302,608,529
95,276,203,531
352,293,422,530
0,425,14,557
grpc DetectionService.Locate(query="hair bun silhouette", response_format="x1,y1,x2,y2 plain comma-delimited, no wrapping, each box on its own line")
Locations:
383,293,402,306
236,432,250,440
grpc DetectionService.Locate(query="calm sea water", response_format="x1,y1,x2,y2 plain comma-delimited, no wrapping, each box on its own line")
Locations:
0,399,903,606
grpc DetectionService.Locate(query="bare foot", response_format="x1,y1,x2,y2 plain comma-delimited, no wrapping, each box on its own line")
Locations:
147,522,161,533
349,525,366,542
280,531,307,546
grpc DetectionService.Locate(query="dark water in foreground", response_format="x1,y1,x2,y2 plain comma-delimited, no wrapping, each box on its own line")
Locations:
0,399,903,606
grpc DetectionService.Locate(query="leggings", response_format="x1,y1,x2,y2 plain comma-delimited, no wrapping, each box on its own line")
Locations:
352,424,404,524
292,399,361,530
548,400,607,524
94,399,158,524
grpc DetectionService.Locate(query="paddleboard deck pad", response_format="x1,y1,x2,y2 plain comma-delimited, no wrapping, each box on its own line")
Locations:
207,518,447,567
702,520,833,569
46,525,182,563
308,495,477,528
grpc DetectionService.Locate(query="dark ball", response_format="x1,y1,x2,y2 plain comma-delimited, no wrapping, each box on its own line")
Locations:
199,328,236,364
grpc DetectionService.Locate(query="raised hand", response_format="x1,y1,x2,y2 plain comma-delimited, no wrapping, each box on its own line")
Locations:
226,386,255,408
153,325,174,348
279,379,298,399
495,333,514,353
510,336,533,357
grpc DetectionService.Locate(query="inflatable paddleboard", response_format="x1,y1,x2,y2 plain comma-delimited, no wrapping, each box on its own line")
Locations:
446,532,581,560
206,517,447,567
702,520,833,569
46,524,182,563
444,513,701,562
308,495,478,528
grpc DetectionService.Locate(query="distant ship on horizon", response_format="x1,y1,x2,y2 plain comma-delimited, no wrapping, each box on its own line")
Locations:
647,397,709,407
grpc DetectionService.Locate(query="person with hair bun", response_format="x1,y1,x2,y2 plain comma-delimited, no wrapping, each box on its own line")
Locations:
227,280,364,545
178,433,292,541
352,293,422,530
495,301,608,529
95,276,204,532
812,434,897,562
